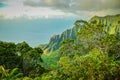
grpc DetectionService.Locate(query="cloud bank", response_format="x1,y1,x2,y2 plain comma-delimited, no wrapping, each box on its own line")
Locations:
0,0,120,19
24,0,120,11
23,0,120,18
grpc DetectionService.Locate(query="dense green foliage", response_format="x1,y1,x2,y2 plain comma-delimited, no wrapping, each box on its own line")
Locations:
40,51,60,70
0,14,120,80
42,14,120,53
0,41,45,79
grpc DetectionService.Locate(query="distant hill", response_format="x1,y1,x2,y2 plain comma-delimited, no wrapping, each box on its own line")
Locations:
42,14,120,53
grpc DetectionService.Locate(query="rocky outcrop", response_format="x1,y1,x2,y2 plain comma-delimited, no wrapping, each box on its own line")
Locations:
43,25,81,52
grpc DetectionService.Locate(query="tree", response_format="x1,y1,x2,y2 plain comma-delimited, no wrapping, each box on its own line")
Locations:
34,47,43,55
57,48,120,80
0,41,16,56
15,41,32,74
55,19,120,80
16,41,32,56
0,41,21,69
23,48,45,78
0,66,23,80
101,34,120,58
59,38,76,57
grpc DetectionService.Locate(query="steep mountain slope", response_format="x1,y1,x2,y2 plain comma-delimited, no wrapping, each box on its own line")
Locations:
43,25,81,53
89,14,120,35
43,14,120,53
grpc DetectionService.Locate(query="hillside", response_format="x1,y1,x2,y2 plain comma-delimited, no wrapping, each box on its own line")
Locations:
42,14,120,53
0,14,120,80
89,14,120,35
43,25,81,53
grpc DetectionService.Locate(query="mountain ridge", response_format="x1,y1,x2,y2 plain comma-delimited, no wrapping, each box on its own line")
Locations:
43,25,81,53
42,14,120,53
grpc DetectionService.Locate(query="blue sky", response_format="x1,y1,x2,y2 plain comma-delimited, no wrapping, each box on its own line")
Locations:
0,0,120,47
0,17,78,47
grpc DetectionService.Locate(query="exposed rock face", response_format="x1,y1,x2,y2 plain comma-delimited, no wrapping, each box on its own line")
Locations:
43,14,120,53
89,14,120,35
43,25,81,52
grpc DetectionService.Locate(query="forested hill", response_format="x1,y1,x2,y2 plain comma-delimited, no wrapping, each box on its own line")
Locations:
0,14,120,80
42,14,120,53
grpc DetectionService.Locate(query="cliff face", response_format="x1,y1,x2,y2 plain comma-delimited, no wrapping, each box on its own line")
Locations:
43,25,81,53
43,14,120,53
89,14,120,35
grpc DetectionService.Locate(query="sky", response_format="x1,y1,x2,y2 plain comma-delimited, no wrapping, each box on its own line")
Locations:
0,0,120,47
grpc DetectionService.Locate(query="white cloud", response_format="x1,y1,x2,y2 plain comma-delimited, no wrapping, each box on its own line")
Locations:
0,0,120,19
23,0,120,17
23,0,120,11
0,0,77,19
